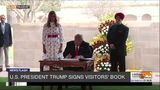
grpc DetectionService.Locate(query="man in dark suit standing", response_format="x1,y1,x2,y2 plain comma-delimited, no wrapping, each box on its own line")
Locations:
63,34,92,58
107,12,129,72
0,15,12,72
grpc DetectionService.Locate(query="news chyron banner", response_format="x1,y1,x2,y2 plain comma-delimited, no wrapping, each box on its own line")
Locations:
8,71,153,85
8,72,130,83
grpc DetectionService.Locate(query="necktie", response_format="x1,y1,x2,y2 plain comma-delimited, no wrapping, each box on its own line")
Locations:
75,45,79,57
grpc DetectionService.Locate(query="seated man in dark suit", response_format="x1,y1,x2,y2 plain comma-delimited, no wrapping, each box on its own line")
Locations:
61,34,93,90
63,34,92,59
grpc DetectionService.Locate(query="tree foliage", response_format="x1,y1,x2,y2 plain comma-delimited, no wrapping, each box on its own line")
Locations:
0,0,61,23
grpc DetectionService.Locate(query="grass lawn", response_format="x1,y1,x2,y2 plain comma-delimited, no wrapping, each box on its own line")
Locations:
0,77,7,82
0,85,159,90
0,77,8,86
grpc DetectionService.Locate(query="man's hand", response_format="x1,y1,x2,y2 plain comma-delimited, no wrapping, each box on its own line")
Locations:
58,47,62,53
66,54,72,58
8,43,12,47
110,44,116,49
58,43,63,53
77,55,84,59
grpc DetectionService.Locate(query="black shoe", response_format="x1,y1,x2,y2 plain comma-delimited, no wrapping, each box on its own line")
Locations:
0,68,2,72
6,68,8,72
6,66,10,71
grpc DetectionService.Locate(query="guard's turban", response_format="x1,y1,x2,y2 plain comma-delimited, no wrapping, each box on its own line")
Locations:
115,12,125,20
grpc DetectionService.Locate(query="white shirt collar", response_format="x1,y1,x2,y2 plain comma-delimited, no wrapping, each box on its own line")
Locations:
1,22,5,25
1,23,5,34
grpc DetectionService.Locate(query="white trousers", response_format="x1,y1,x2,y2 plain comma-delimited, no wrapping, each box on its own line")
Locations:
0,47,9,67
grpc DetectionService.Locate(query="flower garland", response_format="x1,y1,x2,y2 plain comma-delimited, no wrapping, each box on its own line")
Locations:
96,59,111,72
91,20,115,72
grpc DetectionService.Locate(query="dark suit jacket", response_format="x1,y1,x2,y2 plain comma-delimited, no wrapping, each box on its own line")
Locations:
0,23,12,47
107,24,129,55
63,41,92,58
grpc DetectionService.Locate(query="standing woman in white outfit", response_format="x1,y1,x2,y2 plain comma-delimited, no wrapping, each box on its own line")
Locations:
42,11,63,60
